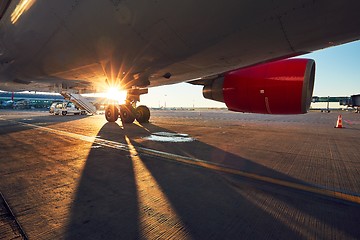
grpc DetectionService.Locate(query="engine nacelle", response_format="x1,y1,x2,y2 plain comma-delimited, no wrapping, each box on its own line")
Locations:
203,59,315,114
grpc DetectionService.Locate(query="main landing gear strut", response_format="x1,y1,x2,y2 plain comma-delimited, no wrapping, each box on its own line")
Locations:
105,88,150,124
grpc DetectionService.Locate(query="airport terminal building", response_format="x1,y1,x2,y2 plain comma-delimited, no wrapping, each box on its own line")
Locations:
0,91,63,109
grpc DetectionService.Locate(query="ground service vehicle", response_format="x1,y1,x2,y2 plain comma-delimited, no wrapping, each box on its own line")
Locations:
49,101,63,114
52,102,86,116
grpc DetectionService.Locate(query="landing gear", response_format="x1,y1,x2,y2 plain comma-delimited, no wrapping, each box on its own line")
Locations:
135,105,150,123
119,104,150,124
105,105,119,122
104,87,150,124
119,104,136,123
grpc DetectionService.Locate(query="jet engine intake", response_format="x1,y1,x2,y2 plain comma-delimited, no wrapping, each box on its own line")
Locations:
203,59,315,114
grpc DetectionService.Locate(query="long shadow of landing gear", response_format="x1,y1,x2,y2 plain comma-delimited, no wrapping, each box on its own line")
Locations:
105,88,150,124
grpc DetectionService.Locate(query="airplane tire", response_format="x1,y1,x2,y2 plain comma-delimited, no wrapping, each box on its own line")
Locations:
62,111,67,116
135,105,150,123
105,105,119,122
120,104,136,124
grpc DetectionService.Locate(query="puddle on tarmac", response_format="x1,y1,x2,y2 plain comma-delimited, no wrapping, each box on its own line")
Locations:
144,132,194,143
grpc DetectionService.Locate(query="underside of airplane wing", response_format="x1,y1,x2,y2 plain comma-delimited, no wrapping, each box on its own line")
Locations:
0,1,360,123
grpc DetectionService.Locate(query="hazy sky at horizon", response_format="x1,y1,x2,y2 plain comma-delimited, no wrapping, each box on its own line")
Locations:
141,40,360,108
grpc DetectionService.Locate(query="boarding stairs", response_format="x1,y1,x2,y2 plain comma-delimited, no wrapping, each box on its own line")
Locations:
60,91,97,115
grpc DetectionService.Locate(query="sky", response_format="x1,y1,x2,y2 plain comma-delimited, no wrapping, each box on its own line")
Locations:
141,40,360,108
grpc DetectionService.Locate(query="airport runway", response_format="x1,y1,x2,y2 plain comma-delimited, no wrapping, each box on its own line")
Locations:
0,109,360,239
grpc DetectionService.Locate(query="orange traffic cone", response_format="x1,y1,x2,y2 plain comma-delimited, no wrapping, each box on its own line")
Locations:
335,115,343,128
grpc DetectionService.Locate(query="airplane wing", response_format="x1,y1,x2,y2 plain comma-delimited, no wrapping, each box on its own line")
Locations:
0,1,360,122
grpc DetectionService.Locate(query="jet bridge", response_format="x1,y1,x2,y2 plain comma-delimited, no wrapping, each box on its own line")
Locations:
349,94,360,113
312,95,360,113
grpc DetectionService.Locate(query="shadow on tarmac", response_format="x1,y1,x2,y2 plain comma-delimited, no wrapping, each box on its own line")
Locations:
65,121,360,239
0,113,90,136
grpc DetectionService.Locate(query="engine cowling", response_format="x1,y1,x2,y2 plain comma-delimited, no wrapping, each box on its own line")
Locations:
203,59,315,114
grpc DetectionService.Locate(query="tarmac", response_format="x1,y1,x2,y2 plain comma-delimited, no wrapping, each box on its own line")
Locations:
0,109,360,239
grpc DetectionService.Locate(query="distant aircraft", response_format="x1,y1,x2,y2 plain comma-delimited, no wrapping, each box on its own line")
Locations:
1,1,360,123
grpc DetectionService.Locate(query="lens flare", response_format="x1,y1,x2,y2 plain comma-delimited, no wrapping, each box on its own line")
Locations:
105,87,126,104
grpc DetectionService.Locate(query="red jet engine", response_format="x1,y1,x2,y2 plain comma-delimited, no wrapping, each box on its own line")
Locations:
203,59,315,114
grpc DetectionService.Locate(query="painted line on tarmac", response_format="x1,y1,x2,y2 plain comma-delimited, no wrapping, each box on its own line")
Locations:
0,192,29,240
12,120,360,205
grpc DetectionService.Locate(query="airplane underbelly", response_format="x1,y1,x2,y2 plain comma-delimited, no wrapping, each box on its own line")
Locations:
0,0,359,91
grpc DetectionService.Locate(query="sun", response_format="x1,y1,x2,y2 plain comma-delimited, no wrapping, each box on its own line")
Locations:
106,87,126,104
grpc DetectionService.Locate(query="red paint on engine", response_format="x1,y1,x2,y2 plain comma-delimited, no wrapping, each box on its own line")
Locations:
223,59,312,114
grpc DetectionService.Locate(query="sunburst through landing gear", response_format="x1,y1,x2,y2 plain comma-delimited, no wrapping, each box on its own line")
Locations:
105,88,150,124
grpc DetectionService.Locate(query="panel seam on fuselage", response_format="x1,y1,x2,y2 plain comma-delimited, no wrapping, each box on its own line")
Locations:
277,15,295,52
